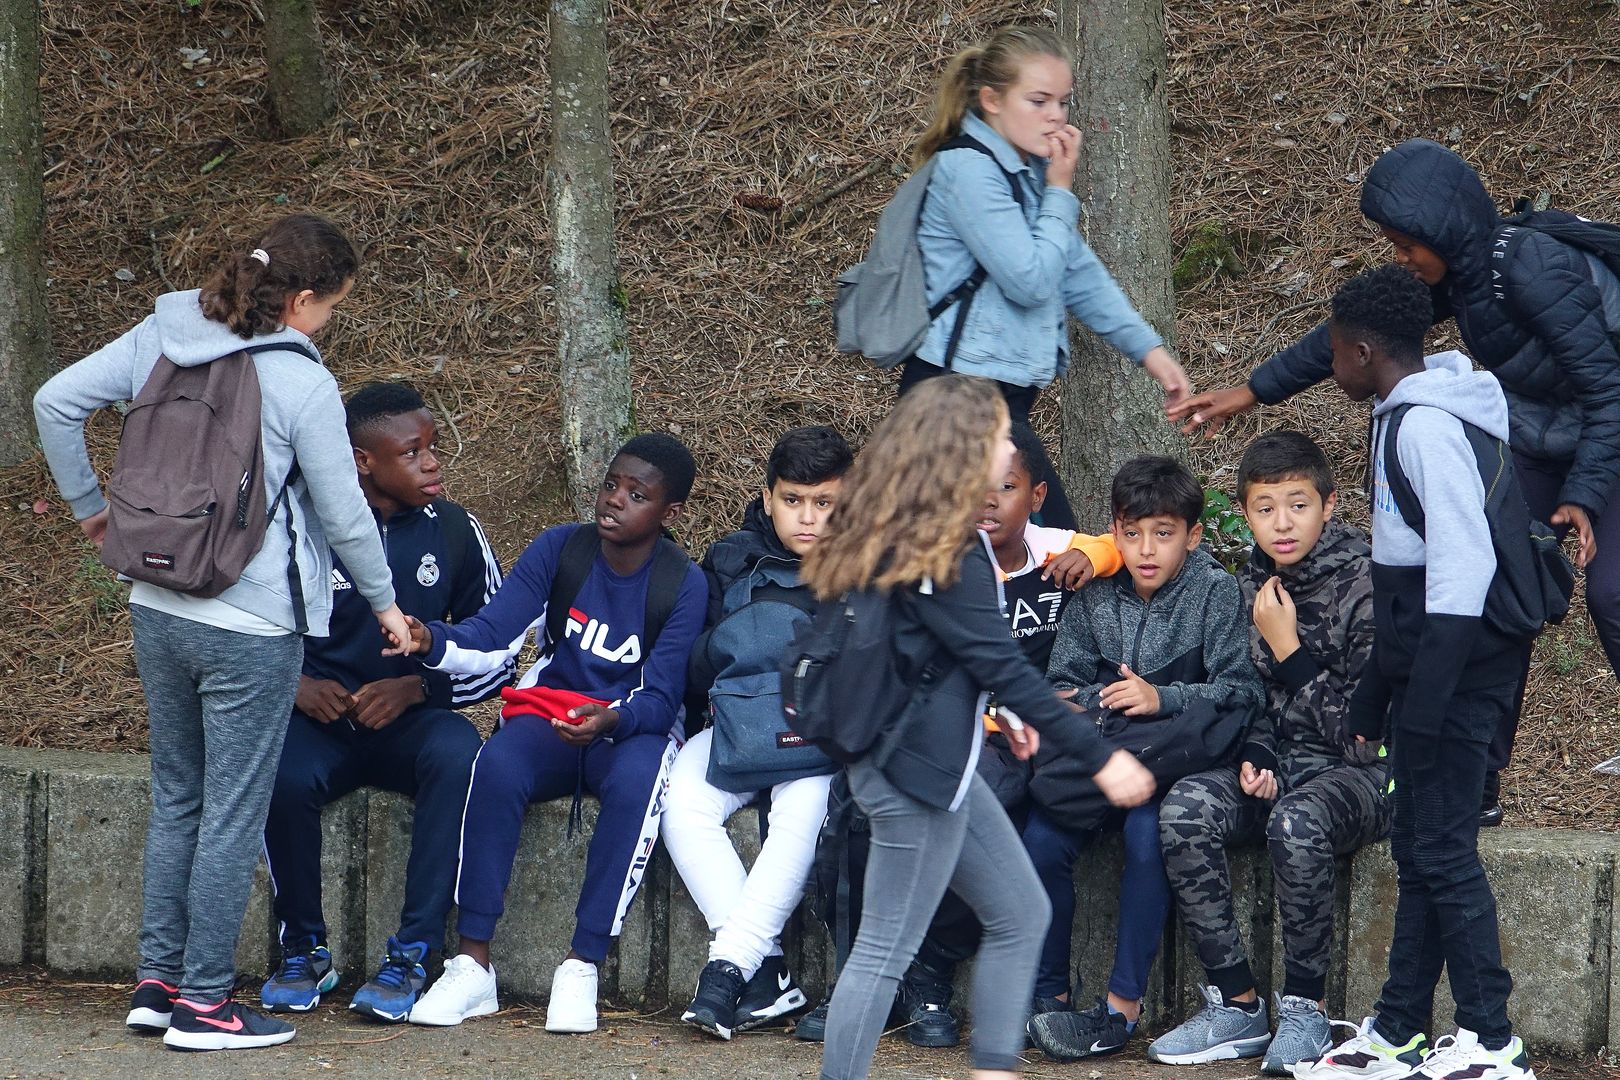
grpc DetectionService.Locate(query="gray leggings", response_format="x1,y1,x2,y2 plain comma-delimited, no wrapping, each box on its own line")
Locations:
130,605,303,1001
821,761,1050,1078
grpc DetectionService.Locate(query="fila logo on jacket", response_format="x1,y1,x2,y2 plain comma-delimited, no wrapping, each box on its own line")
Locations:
565,608,643,665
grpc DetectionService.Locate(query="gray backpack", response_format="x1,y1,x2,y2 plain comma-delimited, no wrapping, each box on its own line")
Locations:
833,134,1025,369
102,341,315,630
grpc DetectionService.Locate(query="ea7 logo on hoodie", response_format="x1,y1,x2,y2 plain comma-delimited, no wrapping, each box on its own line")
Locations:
564,608,642,664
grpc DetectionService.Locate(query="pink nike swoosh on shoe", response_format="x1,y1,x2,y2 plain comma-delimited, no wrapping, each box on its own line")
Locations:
179,1000,246,1033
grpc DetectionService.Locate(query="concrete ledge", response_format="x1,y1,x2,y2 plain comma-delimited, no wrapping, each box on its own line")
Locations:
1,746,1615,1054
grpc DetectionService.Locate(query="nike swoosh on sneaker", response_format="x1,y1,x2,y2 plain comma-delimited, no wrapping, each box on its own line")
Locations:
777,972,792,992
193,1012,245,1032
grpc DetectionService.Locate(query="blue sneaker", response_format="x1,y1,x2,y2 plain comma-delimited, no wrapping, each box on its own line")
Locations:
349,938,429,1023
261,939,339,1013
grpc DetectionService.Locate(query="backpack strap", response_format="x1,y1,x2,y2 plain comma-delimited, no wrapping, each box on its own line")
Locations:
1381,405,1426,537
544,525,603,654
241,340,321,365
930,133,1030,372
642,536,692,653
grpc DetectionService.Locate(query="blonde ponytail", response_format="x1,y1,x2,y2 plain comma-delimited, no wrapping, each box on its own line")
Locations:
910,26,1074,171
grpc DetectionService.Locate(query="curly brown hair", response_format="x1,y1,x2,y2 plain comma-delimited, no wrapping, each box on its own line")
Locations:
198,213,359,339
801,376,1008,599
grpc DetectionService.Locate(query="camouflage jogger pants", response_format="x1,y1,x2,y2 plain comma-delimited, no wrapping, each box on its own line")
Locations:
1159,763,1391,1002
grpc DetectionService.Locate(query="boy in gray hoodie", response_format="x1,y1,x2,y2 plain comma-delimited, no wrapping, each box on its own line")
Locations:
1292,265,1533,1080
33,215,407,1052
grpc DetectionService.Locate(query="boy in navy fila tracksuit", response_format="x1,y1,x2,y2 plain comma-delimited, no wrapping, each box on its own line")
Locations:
261,383,510,1023
403,433,707,1034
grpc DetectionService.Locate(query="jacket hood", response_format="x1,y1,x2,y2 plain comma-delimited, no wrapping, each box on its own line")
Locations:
711,496,796,571
1359,139,1498,269
152,289,321,367
1243,517,1369,600
1372,349,1511,442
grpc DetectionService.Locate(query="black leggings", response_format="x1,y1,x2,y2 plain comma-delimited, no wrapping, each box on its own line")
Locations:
1507,454,1620,771
897,358,1078,531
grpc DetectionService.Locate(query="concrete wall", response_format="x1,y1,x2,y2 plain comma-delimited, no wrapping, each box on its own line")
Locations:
2,747,1616,1053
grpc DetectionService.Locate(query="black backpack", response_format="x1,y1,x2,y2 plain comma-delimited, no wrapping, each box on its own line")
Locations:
780,586,947,765
1491,204,1620,309
542,525,691,658
1382,404,1575,640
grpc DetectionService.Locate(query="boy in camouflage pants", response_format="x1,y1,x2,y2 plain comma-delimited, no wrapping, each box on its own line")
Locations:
1151,432,1391,1074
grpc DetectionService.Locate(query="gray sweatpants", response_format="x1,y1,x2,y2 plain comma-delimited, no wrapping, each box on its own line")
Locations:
130,605,303,1001
821,761,1050,1078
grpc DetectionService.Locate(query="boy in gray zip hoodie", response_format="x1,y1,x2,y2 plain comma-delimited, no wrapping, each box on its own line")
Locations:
33,215,406,1052
1294,265,1533,1080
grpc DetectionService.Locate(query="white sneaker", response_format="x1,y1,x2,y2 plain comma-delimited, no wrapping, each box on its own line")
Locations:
407,954,499,1026
1413,1028,1536,1080
1290,1017,1428,1079
545,959,599,1033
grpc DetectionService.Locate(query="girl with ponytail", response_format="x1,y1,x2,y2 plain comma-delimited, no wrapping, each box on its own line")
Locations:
900,26,1189,528
34,213,408,1050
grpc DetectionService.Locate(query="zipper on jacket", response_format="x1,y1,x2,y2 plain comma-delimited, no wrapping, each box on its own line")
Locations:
235,470,252,529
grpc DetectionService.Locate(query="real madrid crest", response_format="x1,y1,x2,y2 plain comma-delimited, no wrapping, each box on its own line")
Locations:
416,553,441,587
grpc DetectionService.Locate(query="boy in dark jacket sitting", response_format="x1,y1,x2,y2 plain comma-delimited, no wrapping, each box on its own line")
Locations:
1025,456,1263,1062
1150,431,1389,1074
661,425,852,1040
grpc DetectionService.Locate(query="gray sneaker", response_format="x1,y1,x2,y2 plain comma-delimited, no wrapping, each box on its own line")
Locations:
1146,985,1271,1065
1262,994,1332,1075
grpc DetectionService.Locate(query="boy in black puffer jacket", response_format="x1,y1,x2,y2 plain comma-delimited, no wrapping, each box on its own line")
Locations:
1173,138,1620,822
662,426,852,1041
1152,432,1389,1075
1025,457,1263,1063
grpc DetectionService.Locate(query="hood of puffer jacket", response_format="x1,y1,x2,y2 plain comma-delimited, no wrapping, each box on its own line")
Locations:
1359,139,1499,281
1242,517,1370,603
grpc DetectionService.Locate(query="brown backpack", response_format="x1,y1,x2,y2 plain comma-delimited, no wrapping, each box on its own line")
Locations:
102,342,317,629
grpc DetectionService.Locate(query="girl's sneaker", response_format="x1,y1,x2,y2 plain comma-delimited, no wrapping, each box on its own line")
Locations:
260,941,338,1013
1291,1017,1428,1080
793,1000,829,1042
126,978,179,1033
1263,995,1333,1075
163,997,296,1051
408,954,500,1027
1413,1029,1536,1080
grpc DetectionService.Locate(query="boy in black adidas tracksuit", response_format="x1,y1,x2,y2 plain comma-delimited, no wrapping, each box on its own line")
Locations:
261,383,510,1023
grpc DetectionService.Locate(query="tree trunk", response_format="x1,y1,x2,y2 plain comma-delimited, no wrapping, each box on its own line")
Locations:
263,0,335,136
0,0,51,467
1056,0,1182,525
548,0,632,521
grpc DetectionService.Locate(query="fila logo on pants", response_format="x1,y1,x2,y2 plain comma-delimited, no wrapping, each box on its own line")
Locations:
565,608,642,665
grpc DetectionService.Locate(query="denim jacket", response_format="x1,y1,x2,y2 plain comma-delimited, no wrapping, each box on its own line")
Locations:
915,112,1163,389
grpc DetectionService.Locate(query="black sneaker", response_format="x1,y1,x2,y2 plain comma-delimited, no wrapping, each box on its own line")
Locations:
732,956,809,1033
1026,994,1072,1047
163,996,296,1051
126,978,178,1033
893,962,959,1048
1028,997,1136,1062
682,960,747,1040
794,1000,829,1042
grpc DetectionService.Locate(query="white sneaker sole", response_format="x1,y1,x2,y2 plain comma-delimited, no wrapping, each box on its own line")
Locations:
544,1010,598,1034
162,1027,297,1051
126,1007,171,1032
1149,1033,1272,1065
734,987,810,1032
408,997,499,1027
681,1008,734,1040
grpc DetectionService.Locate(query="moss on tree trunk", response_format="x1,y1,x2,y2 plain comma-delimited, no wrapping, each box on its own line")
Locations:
264,0,335,136
548,0,632,520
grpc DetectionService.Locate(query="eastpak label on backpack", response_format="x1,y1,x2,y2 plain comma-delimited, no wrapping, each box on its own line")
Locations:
102,342,316,600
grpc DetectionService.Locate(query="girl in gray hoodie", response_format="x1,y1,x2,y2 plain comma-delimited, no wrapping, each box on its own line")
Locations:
33,214,407,1051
